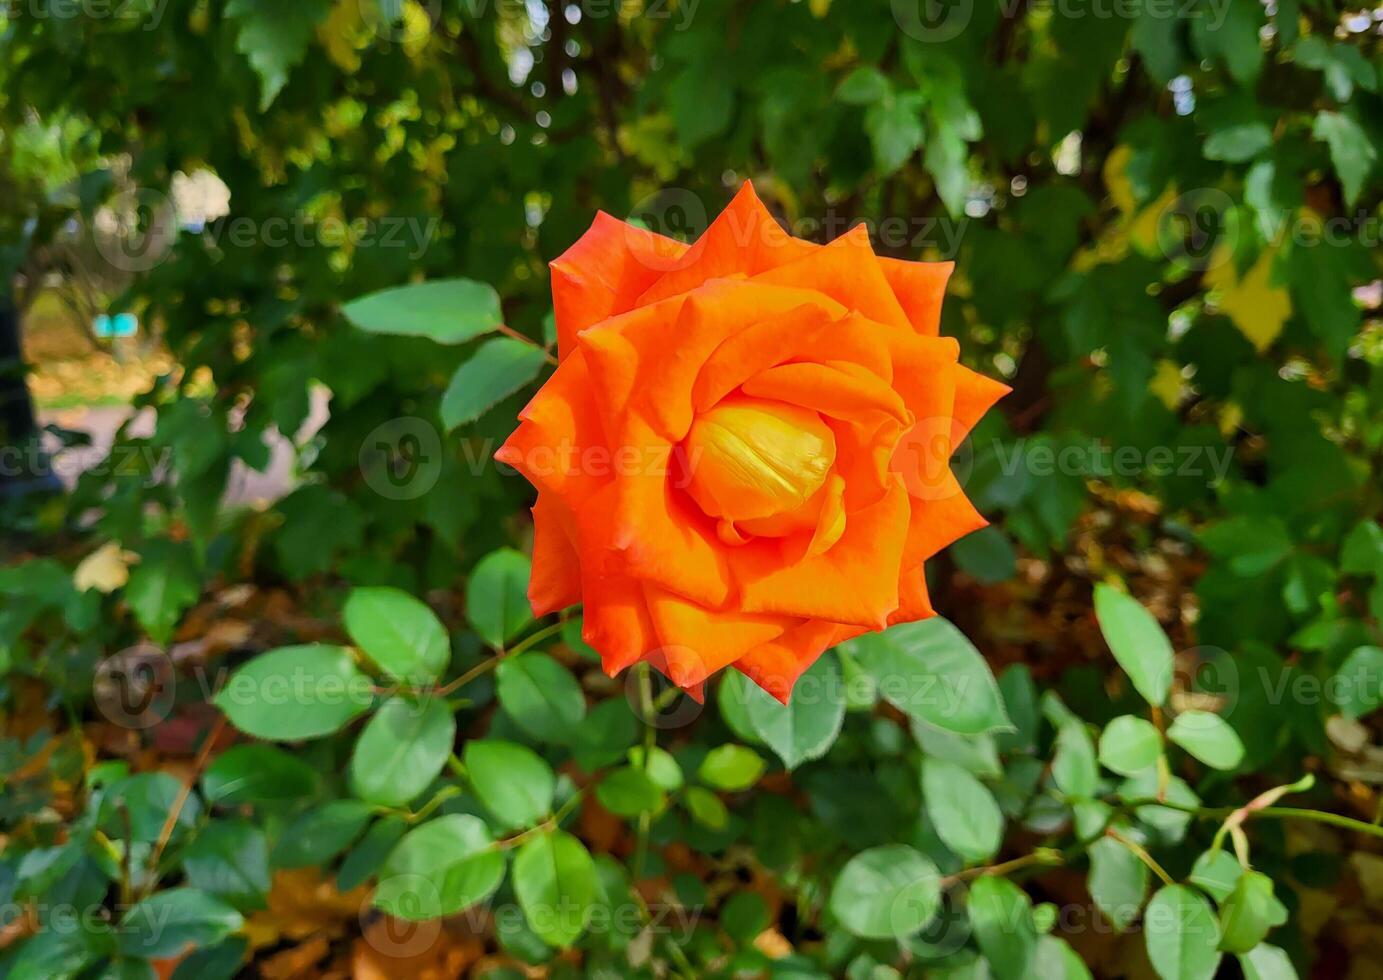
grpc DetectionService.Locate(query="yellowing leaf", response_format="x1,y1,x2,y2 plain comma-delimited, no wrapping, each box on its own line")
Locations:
1205,246,1292,351
1150,359,1184,410
1129,184,1178,255
1104,145,1136,215
317,0,365,74
810,0,833,16
74,542,137,594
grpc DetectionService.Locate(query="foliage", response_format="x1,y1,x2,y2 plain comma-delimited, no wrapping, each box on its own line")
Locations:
3,0,1383,976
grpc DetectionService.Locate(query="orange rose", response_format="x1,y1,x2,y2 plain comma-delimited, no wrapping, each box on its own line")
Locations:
496,183,1007,702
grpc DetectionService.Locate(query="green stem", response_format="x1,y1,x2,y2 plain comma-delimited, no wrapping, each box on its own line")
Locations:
437,619,566,696
1118,798,1383,840
1107,828,1175,886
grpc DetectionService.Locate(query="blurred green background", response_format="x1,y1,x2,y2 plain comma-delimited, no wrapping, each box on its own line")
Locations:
2,0,1383,977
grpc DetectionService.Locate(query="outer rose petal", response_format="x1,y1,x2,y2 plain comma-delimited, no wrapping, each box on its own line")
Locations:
528,494,582,617
496,349,608,503
889,564,936,624
634,182,813,306
644,586,795,687
878,257,953,336
733,620,863,704
952,364,1012,442
901,470,989,566
753,225,912,330
550,212,688,358
581,572,659,676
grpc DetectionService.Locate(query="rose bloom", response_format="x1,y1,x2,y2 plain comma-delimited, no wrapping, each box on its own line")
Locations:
496,183,1007,702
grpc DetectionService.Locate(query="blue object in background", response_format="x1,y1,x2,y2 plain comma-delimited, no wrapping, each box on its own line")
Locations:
93,312,138,338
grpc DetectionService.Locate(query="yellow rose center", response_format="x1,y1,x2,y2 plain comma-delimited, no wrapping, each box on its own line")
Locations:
682,394,836,525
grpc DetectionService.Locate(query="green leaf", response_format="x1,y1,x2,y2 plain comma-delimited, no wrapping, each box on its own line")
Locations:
668,67,734,150
1098,715,1162,776
512,830,597,948
1094,584,1174,706
441,337,548,431
496,652,587,743
464,739,555,829
1331,645,1383,719
698,745,766,791
741,652,845,770
829,845,941,940
1190,849,1244,902
684,785,729,830
950,525,1017,584
119,888,243,959
373,814,505,921
967,876,1037,980
1313,111,1377,207
343,587,450,684
1032,935,1094,980
348,696,456,807
854,617,1012,736
224,0,333,110
1340,521,1383,575
124,540,199,644
1218,871,1287,954
1052,719,1099,799
628,746,683,790
342,279,504,343
1239,944,1299,980
1087,836,1148,932
1144,885,1222,980
182,821,271,912
866,96,924,175
921,758,1003,864
1167,711,1245,770
571,698,639,772
201,745,319,806
595,766,666,817
837,66,893,105
467,548,533,648
338,816,408,893
214,644,373,740
271,800,373,868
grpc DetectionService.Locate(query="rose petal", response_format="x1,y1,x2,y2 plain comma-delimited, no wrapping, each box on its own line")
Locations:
528,494,583,617
551,212,688,358
634,182,810,307
733,480,910,628
900,471,989,565
952,363,1012,443
878,256,953,336
741,360,910,426
733,620,862,704
644,586,795,687
753,225,911,330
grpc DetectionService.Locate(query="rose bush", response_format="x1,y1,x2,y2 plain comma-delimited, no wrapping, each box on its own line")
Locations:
497,184,1007,700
